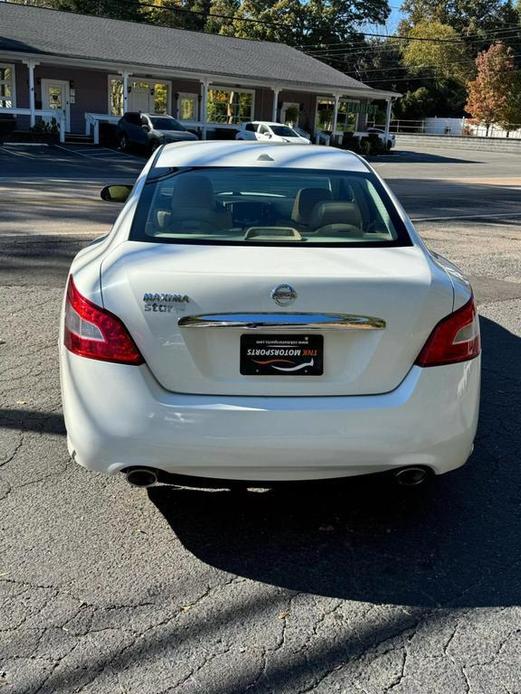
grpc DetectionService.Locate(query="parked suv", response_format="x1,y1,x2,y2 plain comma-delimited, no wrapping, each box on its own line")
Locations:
117,112,198,153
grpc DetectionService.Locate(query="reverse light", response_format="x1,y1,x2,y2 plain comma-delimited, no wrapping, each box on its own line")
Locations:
415,297,480,367
64,276,144,365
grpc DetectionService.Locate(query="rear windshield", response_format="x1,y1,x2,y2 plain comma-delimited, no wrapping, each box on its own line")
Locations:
150,117,185,131
130,167,411,247
271,125,299,137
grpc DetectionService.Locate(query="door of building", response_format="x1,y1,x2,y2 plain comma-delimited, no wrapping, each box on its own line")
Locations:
127,79,170,115
177,93,198,122
280,101,300,126
41,79,71,131
129,81,151,113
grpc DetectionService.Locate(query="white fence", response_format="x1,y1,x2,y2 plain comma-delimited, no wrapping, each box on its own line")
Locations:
369,117,521,140
465,122,521,139
424,117,465,136
0,107,65,142
84,113,120,144
85,113,242,144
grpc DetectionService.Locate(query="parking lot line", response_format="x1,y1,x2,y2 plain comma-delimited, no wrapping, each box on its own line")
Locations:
413,211,521,222
53,143,92,159
54,143,143,162
0,145,34,158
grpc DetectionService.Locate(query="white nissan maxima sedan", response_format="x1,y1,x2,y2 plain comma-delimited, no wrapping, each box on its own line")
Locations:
60,141,480,489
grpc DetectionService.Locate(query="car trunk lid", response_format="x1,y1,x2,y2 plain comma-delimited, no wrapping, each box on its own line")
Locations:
100,242,453,396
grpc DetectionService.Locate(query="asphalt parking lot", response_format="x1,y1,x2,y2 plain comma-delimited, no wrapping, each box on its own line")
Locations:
1,142,520,693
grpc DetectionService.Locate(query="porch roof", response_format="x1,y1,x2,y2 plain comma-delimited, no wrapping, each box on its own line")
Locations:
0,3,399,100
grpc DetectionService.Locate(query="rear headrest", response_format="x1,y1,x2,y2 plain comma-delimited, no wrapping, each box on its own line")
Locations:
172,174,214,209
340,183,355,202
291,187,332,224
310,201,362,230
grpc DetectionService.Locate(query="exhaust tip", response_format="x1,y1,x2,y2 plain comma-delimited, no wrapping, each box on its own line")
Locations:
393,466,429,487
125,468,158,488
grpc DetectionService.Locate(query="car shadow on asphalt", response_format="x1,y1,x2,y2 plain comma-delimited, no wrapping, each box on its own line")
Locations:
149,315,521,608
372,150,482,165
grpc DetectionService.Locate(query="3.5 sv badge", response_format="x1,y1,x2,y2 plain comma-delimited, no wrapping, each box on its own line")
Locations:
143,292,190,312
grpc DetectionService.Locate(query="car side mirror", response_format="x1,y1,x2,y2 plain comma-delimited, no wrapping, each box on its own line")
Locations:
100,184,132,203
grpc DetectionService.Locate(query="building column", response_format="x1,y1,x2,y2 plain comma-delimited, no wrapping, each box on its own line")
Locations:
200,79,209,139
271,87,280,122
331,94,340,146
384,98,392,139
121,71,131,113
23,60,39,127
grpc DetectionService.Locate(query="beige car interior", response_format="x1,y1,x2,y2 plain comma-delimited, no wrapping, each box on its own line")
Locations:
156,174,232,232
150,175,385,240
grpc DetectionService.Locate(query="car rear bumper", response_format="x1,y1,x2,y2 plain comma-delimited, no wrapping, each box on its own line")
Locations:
61,352,480,481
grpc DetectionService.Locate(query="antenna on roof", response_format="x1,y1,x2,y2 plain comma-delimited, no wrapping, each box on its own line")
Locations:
257,153,275,161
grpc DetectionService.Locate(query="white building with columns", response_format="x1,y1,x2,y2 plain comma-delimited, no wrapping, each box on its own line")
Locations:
0,2,398,144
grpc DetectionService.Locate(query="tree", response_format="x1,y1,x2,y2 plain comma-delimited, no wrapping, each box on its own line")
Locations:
394,87,435,118
500,73,521,131
207,0,390,47
52,0,143,21
465,42,520,132
401,21,473,84
399,0,520,54
26,0,392,45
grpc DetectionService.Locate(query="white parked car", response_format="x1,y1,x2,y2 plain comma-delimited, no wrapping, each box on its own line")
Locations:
60,141,480,489
236,121,311,144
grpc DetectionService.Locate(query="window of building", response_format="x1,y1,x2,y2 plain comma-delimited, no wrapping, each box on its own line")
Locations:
206,87,254,124
315,98,360,133
152,83,168,114
108,77,170,116
109,77,124,116
0,64,15,108
177,93,198,121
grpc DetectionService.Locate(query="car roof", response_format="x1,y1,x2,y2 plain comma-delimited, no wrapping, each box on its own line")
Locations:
155,141,369,172
250,121,292,127
125,112,174,118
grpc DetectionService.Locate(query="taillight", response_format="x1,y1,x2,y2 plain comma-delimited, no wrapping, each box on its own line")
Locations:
64,276,144,365
415,297,480,367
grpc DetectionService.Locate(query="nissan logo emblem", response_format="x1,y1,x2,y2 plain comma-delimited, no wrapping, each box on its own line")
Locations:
271,284,297,306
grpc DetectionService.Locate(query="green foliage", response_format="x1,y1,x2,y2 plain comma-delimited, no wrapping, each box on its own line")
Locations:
36,0,391,46
394,82,467,119
31,117,59,135
206,0,390,47
399,0,520,54
402,21,473,85
392,0,521,121
501,73,521,129
54,0,142,21
394,87,434,119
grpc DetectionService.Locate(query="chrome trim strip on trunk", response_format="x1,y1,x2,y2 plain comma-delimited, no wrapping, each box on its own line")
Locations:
178,312,386,330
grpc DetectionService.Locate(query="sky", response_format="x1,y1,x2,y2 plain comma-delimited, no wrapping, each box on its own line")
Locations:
361,4,405,36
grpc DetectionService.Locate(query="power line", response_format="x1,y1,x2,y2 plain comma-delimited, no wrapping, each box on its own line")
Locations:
302,23,521,50
363,65,521,83
306,30,521,57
